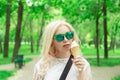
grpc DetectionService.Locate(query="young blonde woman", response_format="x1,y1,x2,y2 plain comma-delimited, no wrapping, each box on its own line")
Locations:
33,20,91,80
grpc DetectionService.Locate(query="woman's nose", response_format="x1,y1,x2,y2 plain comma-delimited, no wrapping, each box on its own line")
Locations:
63,36,68,42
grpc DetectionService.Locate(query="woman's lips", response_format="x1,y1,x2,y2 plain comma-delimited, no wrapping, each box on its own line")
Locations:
63,44,70,48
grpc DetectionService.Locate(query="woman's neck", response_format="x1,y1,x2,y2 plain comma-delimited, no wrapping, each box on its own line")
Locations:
54,51,71,58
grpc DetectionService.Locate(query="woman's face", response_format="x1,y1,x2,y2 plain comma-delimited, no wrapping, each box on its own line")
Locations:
52,25,73,53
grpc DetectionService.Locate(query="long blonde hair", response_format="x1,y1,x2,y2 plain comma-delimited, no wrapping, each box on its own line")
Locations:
38,20,80,79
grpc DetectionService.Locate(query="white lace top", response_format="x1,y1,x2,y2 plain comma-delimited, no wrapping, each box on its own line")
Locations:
44,58,79,80
33,57,91,80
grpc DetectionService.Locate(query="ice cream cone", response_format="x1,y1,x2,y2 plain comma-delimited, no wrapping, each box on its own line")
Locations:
71,41,81,58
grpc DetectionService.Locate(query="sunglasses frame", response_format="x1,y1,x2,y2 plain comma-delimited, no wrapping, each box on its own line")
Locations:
53,31,74,42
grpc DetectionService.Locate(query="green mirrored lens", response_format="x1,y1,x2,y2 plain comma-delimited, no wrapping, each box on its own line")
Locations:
65,31,74,40
54,34,64,42
53,31,74,42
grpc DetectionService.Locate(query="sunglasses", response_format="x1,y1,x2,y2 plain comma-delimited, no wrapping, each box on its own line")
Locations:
53,31,74,42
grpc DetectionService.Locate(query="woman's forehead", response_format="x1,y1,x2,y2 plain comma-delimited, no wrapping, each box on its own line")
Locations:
55,25,70,34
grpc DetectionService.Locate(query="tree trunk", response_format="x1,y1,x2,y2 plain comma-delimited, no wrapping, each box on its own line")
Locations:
21,13,30,42
0,40,2,53
103,0,108,58
116,36,120,48
3,0,11,57
30,19,34,53
36,27,44,51
94,37,97,48
109,37,115,50
36,13,44,51
12,0,23,61
96,15,100,65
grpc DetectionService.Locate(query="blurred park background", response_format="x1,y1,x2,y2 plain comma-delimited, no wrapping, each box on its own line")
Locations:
0,0,120,80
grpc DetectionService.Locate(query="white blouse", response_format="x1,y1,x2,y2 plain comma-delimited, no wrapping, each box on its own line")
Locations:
33,57,91,80
44,58,79,80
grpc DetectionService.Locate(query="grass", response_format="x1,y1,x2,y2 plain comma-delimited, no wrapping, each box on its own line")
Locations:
0,43,120,80
112,75,120,80
0,43,39,65
24,58,33,63
0,70,15,80
87,58,120,67
8,43,40,56
0,44,35,80
0,57,12,65
0,57,33,65
81,45,120,56
0,43,120,66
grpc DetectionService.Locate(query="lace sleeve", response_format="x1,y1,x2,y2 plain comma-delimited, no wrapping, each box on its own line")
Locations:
33,60,43,80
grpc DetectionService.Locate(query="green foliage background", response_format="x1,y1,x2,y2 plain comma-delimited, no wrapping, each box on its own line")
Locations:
0,0,120,59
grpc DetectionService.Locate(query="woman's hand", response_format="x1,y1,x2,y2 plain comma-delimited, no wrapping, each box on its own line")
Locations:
72,56,91,80
72,56,89,71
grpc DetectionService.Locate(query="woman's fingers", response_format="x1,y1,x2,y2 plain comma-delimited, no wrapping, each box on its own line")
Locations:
72,57,86,71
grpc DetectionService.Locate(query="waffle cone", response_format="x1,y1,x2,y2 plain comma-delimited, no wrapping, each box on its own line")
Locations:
71,41,81,58
71,46,80,58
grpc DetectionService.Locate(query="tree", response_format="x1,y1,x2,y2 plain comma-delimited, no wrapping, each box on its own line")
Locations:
0,38,2,53
0,0,7,17
29,19,34,53
3,0,11,58
108,0,120,50
27,0,54,51
95,11,102,65
12,0,23,61
60,0,102,64
109,17,120,50
103,0,108,58
90,1,103,65
36,13,45,52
